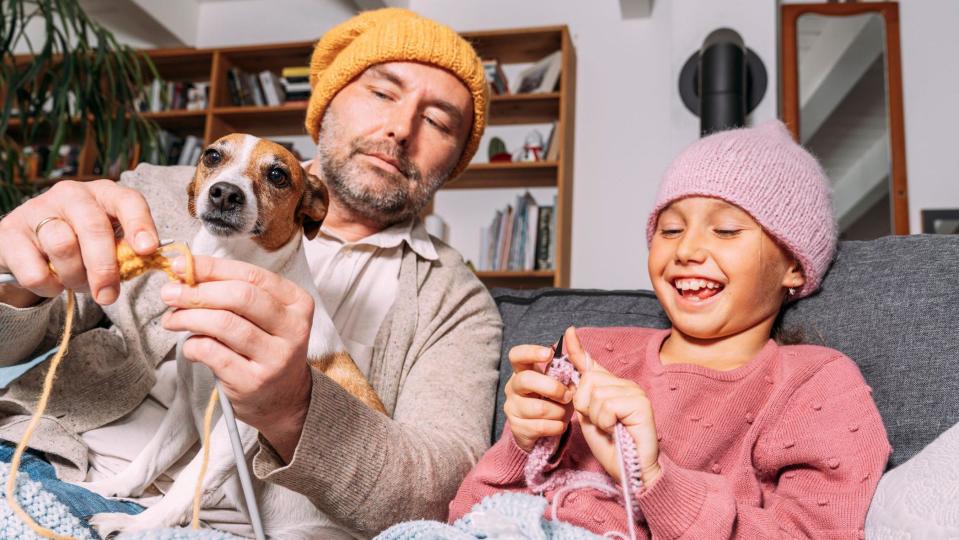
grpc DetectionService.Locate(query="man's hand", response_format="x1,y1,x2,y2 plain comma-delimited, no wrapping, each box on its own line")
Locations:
160,255,315,463
0,179,159,307
565,327,662,486
503,336,576,453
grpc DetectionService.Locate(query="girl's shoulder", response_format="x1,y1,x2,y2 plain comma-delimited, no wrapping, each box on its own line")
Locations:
775,343,868,393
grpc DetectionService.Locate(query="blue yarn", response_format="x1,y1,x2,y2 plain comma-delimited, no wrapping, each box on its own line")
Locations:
375,492,604,540
0,460,94,539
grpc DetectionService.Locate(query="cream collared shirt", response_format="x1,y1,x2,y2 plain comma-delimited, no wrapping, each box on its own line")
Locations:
303,218,438,376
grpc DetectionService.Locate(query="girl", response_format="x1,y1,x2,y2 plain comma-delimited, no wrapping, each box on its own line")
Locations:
449,120,891,538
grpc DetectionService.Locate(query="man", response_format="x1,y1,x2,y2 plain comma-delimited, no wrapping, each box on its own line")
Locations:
0,8,502,537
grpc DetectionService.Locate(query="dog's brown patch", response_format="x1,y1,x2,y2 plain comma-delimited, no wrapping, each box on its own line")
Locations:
247,139,328,251
310,353,386,414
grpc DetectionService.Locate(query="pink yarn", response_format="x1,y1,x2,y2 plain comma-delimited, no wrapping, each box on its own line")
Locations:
524,355,643,540
644,120,837,299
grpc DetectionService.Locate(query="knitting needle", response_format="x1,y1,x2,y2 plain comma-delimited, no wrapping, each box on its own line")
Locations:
0,239,176,287
215,378,266,540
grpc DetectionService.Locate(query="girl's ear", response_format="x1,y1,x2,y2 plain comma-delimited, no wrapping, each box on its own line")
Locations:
782,259,806,290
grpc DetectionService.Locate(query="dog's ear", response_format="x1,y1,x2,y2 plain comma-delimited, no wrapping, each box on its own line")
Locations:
298,171,329,240
186,172,200,218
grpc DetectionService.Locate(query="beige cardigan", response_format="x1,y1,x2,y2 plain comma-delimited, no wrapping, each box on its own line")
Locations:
0,163,503,537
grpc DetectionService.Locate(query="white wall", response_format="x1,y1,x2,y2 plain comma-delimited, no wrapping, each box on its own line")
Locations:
194,0,355,47
413,0,777,290
898,1,959,233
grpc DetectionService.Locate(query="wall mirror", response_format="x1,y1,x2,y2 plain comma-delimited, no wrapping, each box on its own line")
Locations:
781,2,909,239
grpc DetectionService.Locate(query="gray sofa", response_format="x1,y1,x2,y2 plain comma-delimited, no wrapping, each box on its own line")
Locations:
489,235,959,471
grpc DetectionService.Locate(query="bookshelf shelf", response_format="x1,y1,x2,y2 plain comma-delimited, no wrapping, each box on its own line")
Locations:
211,103,310,136
447,162,558,189
142,110,208,131
488,92,560,125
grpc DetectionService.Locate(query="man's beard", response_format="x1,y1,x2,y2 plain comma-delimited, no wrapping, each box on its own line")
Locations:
317,109,454,228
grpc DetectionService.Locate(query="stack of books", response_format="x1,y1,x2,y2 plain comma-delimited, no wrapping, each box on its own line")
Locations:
482,59,509,95
139,79,209,112
281,67,311,103
478,192,556,272
226,68,287,107
142,130,203,167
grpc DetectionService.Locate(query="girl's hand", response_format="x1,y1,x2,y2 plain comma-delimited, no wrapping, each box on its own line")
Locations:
565,327,662,486
504,341,575,453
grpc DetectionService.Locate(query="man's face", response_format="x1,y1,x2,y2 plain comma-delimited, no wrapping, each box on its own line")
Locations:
314,62,474,227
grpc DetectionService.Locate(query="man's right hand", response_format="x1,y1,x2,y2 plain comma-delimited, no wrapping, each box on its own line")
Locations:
503,339,575,453
0,179,159,308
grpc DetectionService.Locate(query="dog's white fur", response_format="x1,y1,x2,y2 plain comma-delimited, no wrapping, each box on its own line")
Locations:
79,134,356,539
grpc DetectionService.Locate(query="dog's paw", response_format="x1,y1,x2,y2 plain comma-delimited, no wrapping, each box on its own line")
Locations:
88,512,143,538
71,477,144,499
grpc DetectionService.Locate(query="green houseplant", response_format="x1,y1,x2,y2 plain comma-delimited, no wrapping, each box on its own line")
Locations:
0,0,162,213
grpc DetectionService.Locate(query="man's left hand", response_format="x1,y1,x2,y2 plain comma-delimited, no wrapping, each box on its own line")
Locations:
160,254,314,462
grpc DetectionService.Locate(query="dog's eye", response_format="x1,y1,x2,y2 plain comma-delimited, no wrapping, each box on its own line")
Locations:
202,149,221,168
268,167,289,187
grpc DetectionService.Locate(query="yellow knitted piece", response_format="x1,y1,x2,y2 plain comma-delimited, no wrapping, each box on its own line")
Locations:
304,7,490,181
6,241,203,539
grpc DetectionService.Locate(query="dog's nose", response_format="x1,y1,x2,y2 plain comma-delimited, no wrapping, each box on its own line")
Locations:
208,182,245,212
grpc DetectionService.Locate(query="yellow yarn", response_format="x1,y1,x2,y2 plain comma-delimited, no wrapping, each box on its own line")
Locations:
192,387,219,529
6,240,213,539
304,7,490,181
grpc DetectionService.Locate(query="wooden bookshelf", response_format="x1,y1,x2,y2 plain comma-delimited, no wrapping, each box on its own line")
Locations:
459,25,576,289
13,25,575,289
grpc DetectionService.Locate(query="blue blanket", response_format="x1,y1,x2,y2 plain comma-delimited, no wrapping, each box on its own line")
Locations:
375,492,605,540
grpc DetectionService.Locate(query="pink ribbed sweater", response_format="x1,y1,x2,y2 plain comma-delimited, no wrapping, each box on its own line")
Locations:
449,327,891,539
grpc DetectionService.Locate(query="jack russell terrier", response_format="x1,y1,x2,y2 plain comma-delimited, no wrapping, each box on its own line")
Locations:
80,134,384,538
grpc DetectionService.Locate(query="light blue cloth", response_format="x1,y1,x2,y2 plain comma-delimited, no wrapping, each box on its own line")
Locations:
0,346,58,389
374,492,605,540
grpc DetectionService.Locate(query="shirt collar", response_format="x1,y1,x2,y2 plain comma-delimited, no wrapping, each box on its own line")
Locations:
318,218,438,261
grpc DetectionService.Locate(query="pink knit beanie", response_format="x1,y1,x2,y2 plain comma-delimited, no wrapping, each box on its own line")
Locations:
645,120,836,299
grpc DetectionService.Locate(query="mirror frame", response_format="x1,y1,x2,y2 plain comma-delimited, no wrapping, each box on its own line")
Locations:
781,2,909,235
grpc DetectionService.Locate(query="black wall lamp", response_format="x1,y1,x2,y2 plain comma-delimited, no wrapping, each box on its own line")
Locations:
678,28,767,136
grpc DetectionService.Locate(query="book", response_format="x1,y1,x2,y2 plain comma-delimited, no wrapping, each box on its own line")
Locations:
178,135,201,166
258,70,285,106
535,205,554,270
524,201,539,270
281,66,310,79
544,121,561,161
244,72,265,106
516,50,562,94
482,59,509,95
496,206,513,271
226,68,246,106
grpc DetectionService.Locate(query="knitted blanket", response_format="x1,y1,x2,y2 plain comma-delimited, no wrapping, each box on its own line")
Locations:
375,492,604,540
0,460,241,540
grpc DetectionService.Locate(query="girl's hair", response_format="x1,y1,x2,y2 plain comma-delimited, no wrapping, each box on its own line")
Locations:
771,309,805,345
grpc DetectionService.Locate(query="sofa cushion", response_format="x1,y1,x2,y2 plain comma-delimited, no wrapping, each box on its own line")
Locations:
490,235,959,469
865,420,959,537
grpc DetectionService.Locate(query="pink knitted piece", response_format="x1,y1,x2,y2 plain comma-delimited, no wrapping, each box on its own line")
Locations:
524,355,644,539
644,120,836,299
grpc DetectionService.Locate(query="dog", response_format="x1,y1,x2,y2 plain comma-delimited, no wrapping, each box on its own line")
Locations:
80,133,384,538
